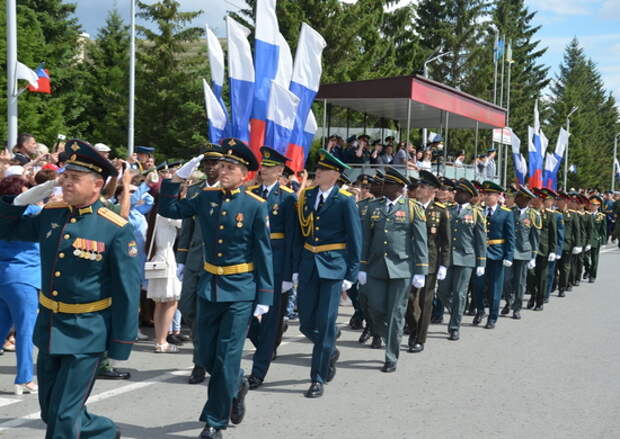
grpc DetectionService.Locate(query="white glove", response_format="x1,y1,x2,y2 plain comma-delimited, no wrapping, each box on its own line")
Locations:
342,279,353,292
281,281,293,292
254,304,269,317
292,273,299,285
411,274,425,288
476,266,485,277
527,258,536,270
176,263,185,280
555,253,562,261
437,265,447,281
585,245,591,252
175,154,204,180
548,253,556,262
357,271,367,286
503,259,513,268
572,246,582,255
13,179,57,206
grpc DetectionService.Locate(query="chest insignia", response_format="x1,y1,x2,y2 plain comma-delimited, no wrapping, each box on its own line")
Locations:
236,212,244,228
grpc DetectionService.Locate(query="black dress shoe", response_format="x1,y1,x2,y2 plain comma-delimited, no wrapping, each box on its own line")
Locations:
408,343,424,353
97,368,130,380
358,327,371,344
116,429,121,439
589,278,595,283
336,327,342,339
247,375,263,390
534,305,543,311
558,290,566,297
326,349,340,383
484,321,496,329
305,381,323,398
230,377,249,425
567,285,573,292
430,316,444,324
448,330,459,341
349,315,363,330
370,336,382,349
199,425,222,439
381,361,396,373
512,311,521,320
472,312,485,326
501,304,510,315
166,334,185,346
526,298,535,309
189,365,206,384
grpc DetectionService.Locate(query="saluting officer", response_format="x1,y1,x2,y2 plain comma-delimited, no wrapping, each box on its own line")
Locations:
473,181,515,329
584,195,607,282
437,179,487,341
0,139,140,439
360,167,428,372
293,149,362,398
557,192,581,296
501,185,540,319
176,143,223,385
159,138,274,439
405,170,450,354
246,146,297,390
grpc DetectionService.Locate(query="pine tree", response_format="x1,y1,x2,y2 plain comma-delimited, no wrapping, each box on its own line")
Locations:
135,0,208,158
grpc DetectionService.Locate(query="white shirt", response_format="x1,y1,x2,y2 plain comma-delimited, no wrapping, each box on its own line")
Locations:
385,195,402,211
456,202,470,215
520,207,527,216
315,186,334,210
486,204,498,216
420,199,432,210
261,181,278,198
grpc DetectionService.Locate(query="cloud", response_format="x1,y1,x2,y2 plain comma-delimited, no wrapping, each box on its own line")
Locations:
525,0,597,15
600,0,620,19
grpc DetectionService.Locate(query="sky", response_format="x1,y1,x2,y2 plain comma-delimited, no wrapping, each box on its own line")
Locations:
74,0,620,101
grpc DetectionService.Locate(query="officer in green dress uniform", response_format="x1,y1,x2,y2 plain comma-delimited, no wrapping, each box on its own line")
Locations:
580,195,594,281
0,139,140,439
245,146,297,389
437,179,487,340
557,192,581,296
292,149,362,398
585,195,607,282
545,191,565,301
159,139,274,439
360,167,428,371
405,170,450,354
525,188,558,311
570,194,588,287
501,185,540,319
176,143,222,385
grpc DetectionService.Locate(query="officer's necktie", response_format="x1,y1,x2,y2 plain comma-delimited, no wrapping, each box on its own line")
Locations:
317,194,325,212
262,187,269,200
487,207,493,217
457,205,462,216
386,202,394,214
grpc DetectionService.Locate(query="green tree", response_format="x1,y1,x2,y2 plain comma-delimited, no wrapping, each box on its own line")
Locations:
135,0,208,158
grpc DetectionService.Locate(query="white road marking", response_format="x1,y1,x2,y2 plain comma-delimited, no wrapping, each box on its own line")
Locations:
0,397,20,409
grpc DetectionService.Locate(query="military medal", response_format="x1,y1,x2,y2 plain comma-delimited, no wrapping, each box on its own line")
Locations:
431,227,437,234
272,203,279,216
236,212,244,228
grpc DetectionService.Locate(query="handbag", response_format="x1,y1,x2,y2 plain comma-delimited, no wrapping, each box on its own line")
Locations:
144,215,169,279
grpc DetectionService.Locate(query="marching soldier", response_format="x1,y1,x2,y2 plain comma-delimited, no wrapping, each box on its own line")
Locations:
526,188,558,311
176,143,223,385
159,139,274,439
437,179,486,341
557,192,581,296
0,139,140,439
246,146,297,389
360,167,428,371
292,149,362,398
405,170,450,353
501,185,540,319
570,194,588,287
545,191,565,301
584,195,607,282
473,181,515,329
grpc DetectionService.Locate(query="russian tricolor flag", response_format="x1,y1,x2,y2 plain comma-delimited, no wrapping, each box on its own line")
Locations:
202,79,227,144
206,25,227,120
528,100,544,189
285,23,326,172
249,0,280,154
510,128,527,185
264,81,300,153
226,17,254,143
27,64,51,94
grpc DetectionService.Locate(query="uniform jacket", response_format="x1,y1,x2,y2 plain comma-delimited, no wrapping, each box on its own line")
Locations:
511,206,541,261
0,198,140,360
484,205,515,261
561,209,580,251
590,211,607,248
176,182,212,272
423,200,451,274
293,185,362,282
448,203,487,268
552,210,565,255
159,180,274,306
535,208,558,257
361,197,429,279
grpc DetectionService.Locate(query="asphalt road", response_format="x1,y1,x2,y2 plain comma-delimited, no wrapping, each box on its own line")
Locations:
1,245,619,439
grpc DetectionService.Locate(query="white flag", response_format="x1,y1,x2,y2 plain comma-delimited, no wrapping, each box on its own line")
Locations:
16,61,39,90
554,127,569,159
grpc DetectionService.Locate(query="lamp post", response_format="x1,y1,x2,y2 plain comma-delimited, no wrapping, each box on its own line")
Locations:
564,106,578,190
6,0,17,152
423,51,451,148
613,132,620,191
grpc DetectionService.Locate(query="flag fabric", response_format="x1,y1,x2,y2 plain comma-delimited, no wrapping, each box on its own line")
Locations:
273,32,293,88
528,100,544,189
27,64,51,94
284,23,327,171
202,79,227,144
614,158,620,179
264,81,300,154
302,110,318,151
510,128,526,184
226,17,255,143
506,40,514,64
543,153,558,189
249,0,280,154
206,25,225,103
495,37,505,62
15,61,39,91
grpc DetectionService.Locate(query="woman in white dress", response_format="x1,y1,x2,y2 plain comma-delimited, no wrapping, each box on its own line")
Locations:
147,214,182,352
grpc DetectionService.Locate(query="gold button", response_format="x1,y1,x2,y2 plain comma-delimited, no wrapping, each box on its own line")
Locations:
54,271,61,277
316,216,320,220
384,230,388,233
217,266,224,275
58,252,65,258
315,237,319,242
225,198,230,202
384,252,388,256
64,234,70,239
219,225,224,230
315,226,319,231
384,241,388,245
217,252,223,257
51,290,59,297
70,218,77,223
221,211,227,216
218,239,223,244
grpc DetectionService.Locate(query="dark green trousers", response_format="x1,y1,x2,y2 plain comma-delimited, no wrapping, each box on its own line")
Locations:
366,276,409,364
508,260,529,311
37,351,117,439
438,266,474,332
179,266,202,365
527,255,548,307
558,251,572,292
587,246,601,280
406,273,438,344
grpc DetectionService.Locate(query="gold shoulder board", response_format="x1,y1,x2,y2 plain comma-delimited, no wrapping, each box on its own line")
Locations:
339,188,353,197
97,207,128,227
501,206,511,212
280,185,294,193
44,201,70,209
245,191,266,203
202,187,220,191
434,201,446,208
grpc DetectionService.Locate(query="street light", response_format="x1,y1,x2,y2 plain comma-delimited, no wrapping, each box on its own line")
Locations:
422,51,451,147
564,106,578,190
613,132,620,191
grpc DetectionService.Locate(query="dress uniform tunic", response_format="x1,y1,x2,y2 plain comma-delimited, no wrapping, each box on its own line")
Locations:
570,210,588,285
159,181,273,430
526,207,557,308
546,209,565,299
558,208,580,293
585,209,607,281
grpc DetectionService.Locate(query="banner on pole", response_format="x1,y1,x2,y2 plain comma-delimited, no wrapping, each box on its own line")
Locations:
492,127,512,145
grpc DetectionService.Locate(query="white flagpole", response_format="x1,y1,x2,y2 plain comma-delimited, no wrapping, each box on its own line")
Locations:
128,0,136,156
6,0,18,152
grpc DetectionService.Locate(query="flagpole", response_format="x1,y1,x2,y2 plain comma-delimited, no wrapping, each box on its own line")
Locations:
492,28,499,105
6,0,18,152
128,0,136,157
613,133,619,191
504,40,512,187
564,106,578,190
